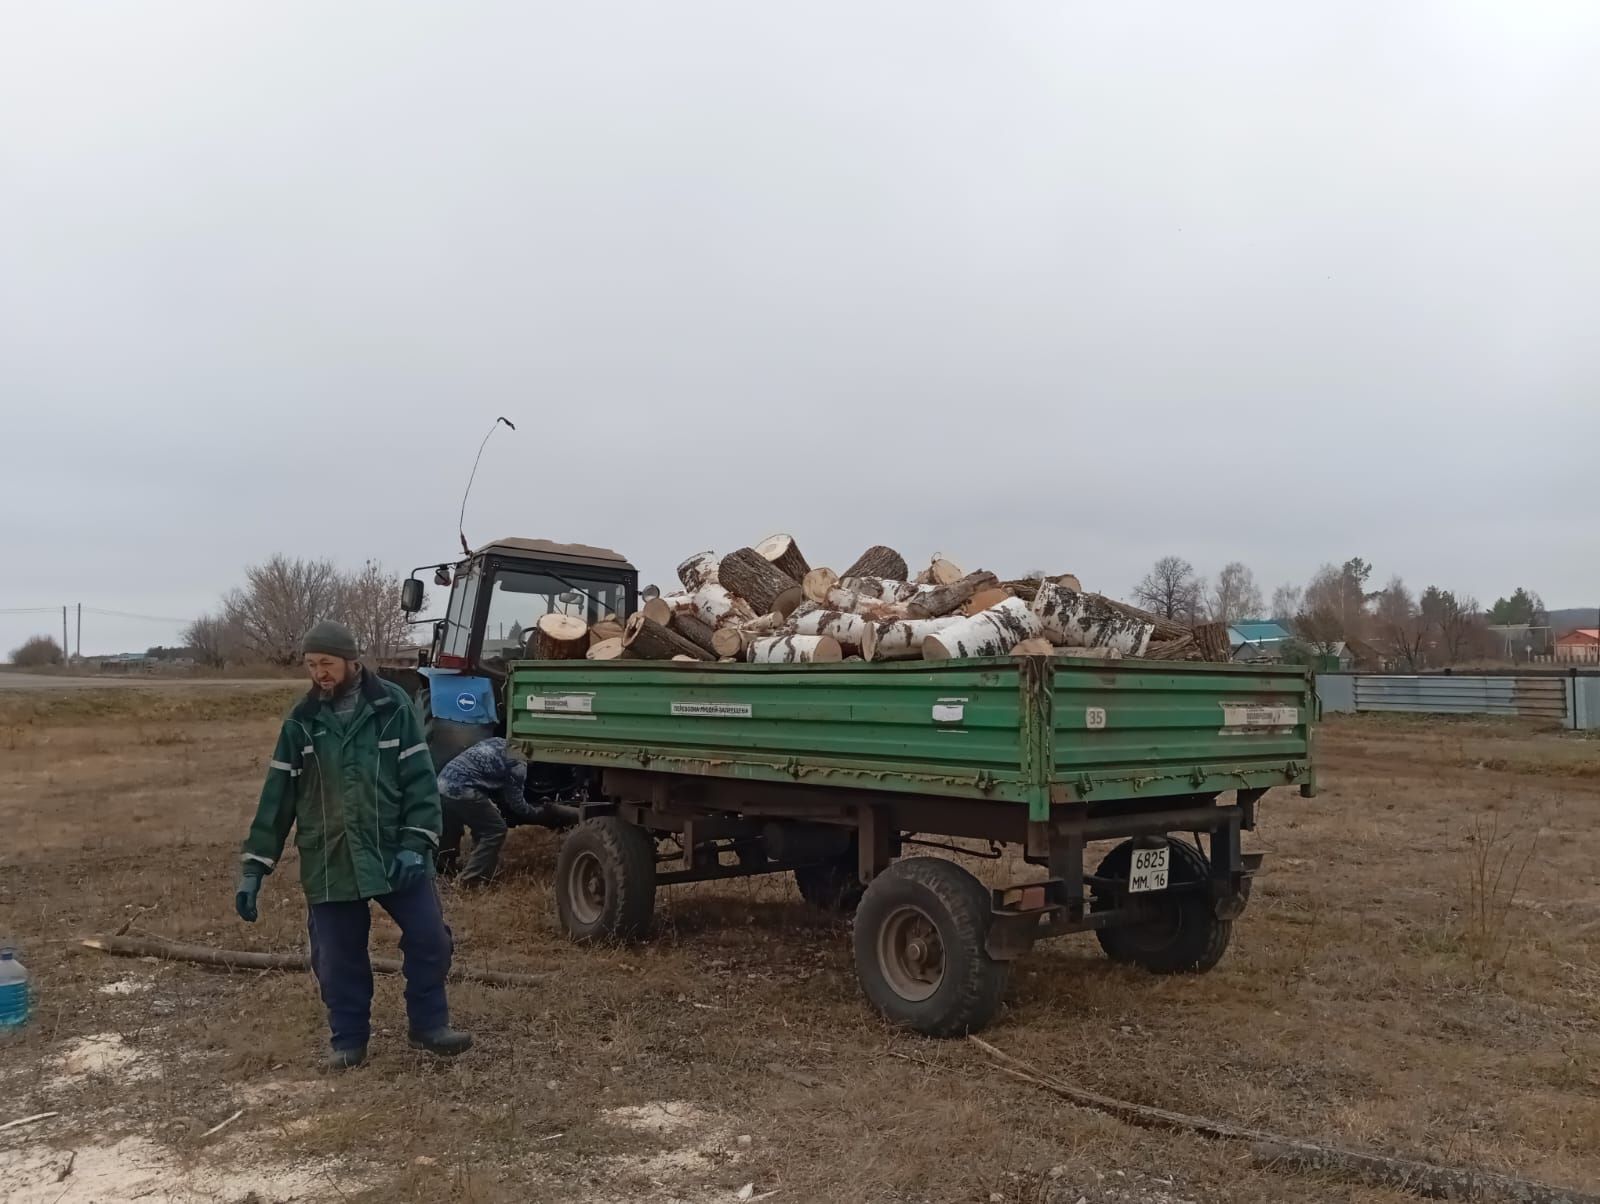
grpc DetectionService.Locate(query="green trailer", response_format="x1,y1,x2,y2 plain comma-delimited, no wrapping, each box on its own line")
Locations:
506,655,1316,1036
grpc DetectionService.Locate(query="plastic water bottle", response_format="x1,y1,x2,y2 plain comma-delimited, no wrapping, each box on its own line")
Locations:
0,948,30,1031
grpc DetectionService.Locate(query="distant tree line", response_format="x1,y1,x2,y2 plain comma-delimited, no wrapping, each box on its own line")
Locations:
185,556,421,668
1128,555,1543,670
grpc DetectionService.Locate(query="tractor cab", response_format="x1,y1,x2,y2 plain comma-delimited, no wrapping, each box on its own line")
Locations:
394,537,637,778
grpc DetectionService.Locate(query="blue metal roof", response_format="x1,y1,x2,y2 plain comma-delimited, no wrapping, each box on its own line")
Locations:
1229,621,1293,644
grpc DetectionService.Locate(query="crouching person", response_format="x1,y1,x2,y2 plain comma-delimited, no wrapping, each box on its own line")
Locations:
233,621,473,1070
437,737,534,887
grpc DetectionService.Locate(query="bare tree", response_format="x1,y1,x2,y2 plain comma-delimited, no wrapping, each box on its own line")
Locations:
10,635,63,667
183,613,244,669
1271,583,1302,627
338,560,419,662
1208,562,1265,625
1421,587,1484,665
1374,577,1427,671
223,555,345,665
1132,556,1203,622
1295,564,1347,652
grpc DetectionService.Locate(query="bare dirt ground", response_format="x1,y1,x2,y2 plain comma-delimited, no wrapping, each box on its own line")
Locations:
1,686,1597,1203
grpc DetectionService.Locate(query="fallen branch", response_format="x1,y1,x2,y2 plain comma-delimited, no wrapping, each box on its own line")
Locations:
200,1108,244,1139
80,935,551,988
0,1111,59,1133
968,1037,1600,1204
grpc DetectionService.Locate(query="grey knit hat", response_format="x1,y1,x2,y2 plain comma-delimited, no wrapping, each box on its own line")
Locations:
301,619,360,660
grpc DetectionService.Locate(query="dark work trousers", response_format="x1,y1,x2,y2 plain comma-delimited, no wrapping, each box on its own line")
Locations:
443,791,509,886
306,878,453,1051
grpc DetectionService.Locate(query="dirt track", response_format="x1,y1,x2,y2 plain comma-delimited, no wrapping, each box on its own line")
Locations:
2,689,1597,1203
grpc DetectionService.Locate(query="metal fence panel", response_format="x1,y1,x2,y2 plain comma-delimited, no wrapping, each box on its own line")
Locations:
1318,674,1574,724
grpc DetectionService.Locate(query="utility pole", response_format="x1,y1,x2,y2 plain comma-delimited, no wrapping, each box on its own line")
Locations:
76,603,82,659
63,606,69,663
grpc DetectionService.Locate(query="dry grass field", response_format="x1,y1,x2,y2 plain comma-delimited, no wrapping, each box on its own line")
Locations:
1,686,1598,1203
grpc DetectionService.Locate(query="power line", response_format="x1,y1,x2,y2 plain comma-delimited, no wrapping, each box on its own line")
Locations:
82,608,192,624
0,607,63,615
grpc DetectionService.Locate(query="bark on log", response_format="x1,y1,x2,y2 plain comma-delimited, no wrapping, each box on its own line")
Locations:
962,587,1013,616
1055,646,1123,660
840,577,932,604
677,551,720,592
860,617,960,662
966,1037,1600,1204
1031,582,1155,656
1091,594,1190,643
693,583,757,630
531,613,589,660
719,548,803,617
669,611,720,657
1143,635,1196,660
81,934,551,988
999,579,1041,602
905,571,1001,619
1193,621,1232,662
790,609,870,654
841,545,908,582
1011,638,1055,655
623,613,713,661
710,612,784,659
755,533,811,582
922,597,1043,661
589,619,624,647
747,634,843,663
586,637,634,660
802,568,840,605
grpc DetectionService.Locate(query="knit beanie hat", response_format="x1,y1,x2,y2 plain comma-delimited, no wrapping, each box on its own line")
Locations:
302,620,360,660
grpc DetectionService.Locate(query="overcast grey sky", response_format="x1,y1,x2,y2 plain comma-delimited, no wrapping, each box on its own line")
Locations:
2,2,1595,656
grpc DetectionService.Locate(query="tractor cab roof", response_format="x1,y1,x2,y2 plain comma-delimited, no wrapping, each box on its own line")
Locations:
473,537,635,573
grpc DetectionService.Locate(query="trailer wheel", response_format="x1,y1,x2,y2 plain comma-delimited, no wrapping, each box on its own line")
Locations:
555,817,657,942
853,858,1009,1037
793,853,866,914
1092,840,1231,974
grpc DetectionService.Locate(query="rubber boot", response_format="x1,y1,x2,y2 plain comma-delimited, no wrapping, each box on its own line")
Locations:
408,1027,474,1057
326,1045,368,1071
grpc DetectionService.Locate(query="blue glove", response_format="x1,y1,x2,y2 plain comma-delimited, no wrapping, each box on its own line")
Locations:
390,849,428,892
235,868,264,922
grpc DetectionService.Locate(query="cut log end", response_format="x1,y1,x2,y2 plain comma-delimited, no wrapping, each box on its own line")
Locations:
532,613,590,660
802,567,840,605
755,533,811,582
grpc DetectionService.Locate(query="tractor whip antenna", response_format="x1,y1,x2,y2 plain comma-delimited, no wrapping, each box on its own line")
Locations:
459,416,516,554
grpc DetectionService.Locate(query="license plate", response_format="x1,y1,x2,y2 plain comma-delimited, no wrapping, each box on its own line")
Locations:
1128,846,1169,893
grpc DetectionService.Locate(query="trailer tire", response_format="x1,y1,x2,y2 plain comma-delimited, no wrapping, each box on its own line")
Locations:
1092,840,1231,974
853,858,1009,1037
555,817,657,942
794,853,866,914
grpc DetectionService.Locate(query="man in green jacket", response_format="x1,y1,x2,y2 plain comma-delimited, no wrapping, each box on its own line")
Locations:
235,620,473,1069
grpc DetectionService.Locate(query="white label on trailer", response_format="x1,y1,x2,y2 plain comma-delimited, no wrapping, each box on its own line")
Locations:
1129,845,1169,892
1085,706,1107,730
670,701,753,718
1220,704,1299,733
527,694,595,717
932,698,967,723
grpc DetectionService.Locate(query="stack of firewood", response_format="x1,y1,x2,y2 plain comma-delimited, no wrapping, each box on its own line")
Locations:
529,534,1232,665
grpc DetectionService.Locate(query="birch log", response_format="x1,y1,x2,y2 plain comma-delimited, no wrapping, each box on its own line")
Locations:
803,568,840,605
790,609,870,654
677,551,720,592
860,617,960,662
624,613,713,661
927,556,966,586
840,577,933,604
1011,638,1055,655
1031,582,1156,656
841,545,908,582
693,583,757,630
905,571,1000,619
719,548,803,617
709,611,784,658
531,614,589,660
1193,621,1232,662
641,597,675,626
755,533,811,582
747,634,843,664
922,597,1043,661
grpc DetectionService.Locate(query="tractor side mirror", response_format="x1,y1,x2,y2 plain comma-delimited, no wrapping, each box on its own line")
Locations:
399,578,425,614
